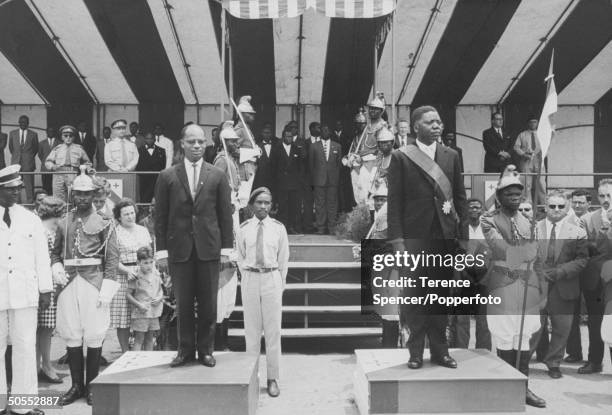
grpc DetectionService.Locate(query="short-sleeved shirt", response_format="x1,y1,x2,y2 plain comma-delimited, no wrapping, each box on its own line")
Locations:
129,269,163,319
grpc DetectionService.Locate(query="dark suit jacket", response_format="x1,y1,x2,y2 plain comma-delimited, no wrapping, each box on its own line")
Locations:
271,142,305,192
95,139,108,171
537,219,588,303
394,134,416,149
482,127,512,173
308,139,342,187
253,141,275,191
137,146,166,172
154,161,233,262
38,138,61,172
0,133,7,169
9,129,38,171
78,132,97,162
387,143,467,241
580,209,612,291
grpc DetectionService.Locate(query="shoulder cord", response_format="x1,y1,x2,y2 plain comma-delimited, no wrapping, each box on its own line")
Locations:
73,216,114,258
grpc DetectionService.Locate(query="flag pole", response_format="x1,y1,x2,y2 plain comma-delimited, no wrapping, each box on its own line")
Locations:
514,49,555,369
391,8,396,128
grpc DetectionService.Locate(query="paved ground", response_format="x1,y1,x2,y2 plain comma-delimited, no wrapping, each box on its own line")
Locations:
33,325,612,414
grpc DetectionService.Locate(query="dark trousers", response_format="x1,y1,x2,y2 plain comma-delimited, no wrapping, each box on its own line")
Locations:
300,183,315,232
565,297,582,359
584,283,605,365
407,314,449,359
277,189,299,231
21,172,34,203
338,167,355,213
41,172,53,195
139,175,158,203
170,250,219,357
531,305,573,368
314,185,338,232
455,314,491,350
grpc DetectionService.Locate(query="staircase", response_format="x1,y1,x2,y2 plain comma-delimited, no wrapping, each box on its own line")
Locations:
229,235,381,338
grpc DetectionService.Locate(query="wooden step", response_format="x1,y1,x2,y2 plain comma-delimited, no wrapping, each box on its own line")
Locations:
289,261,360,269
289,235,357,262
283,283,361,290
232,305,362,313
229,327,381,338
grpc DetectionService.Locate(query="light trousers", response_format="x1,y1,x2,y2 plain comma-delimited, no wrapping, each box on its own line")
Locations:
241,270,283,380
56,275,110,348
0,307,38,414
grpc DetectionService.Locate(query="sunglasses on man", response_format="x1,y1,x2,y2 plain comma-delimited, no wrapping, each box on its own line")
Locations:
548,204,566,210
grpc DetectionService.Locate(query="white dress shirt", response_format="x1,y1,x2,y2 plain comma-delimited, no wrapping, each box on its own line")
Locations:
264,143,272,157
283,143,291,157
184,157,203,197
469,223,484,240
155,135,174,169
309,136,320,144
416,139,436,160
545,216,567,240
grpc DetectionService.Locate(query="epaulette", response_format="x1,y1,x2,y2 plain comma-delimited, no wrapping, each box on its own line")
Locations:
240,219,252,228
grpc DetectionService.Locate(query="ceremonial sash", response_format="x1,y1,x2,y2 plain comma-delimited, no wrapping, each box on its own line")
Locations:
399,145,455,217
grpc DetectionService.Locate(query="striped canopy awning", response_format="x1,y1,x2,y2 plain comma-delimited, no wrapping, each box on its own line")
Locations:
221,0,396,19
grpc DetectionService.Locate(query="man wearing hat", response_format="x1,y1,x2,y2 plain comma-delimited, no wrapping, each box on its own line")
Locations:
234,96,261,182
44,125,91,202
387,106,466,370
514,117,546,205
0,165,52,415
480,165,546,408
50,166,120,406
343,109,367,206
236,187,289,397
104,119,139,172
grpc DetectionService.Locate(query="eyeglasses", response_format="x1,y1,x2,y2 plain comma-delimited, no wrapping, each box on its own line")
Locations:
112,125,127,130
518,207,531,212
548,204,566,210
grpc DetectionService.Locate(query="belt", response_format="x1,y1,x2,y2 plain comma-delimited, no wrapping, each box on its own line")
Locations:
64,258,102,267
491,260,529,270
246,267,277,273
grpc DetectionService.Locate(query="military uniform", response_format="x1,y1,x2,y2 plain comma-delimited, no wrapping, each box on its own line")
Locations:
50,169,120,406
236,206,289,391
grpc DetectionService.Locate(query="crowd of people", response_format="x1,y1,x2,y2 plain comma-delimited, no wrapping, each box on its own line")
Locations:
1,94,612,415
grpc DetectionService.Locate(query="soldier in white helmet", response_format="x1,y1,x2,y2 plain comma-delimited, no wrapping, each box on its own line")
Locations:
234,96,261,182
50,166,120,406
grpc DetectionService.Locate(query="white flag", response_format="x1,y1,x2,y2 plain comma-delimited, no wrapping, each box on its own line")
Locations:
537,51,557,170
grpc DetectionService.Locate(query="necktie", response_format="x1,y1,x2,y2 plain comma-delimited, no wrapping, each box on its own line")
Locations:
531,131,536,151
256,221,265,267
191,162,198,198
121,139,128,167
3,208,10,228
546,223,556,265
324,140,329,161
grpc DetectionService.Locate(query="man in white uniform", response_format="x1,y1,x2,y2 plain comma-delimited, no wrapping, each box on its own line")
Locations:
0,165,53,415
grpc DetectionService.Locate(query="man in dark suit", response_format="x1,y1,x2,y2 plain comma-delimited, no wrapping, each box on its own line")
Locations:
38,126,61,195
287,120,312,233
576,179,612,374
442,131,464,172
482,111,512,173
77,121,97,162
394,119,415,149
531,190,588,379
9,115,38,202
309,124,342,235
253,123,276,192
95,126,111,172
0,131,8,170
129,122,146,150
154,124,233,368
387,105,467,369
271,127,305,234
333,120,355,214
137,132,166,202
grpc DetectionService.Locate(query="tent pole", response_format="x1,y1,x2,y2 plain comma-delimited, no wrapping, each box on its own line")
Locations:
372,44,377,100
391,10,396,127
221,9,226,124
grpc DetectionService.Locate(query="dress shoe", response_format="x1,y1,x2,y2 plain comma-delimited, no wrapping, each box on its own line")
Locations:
547,367,562,379
170,353,196,368
577,362,603,374
563,355,582,364
199,355,216,367
267,379,280,397
432,355,457,369
407,357,423,369
526,389,546,408
38,370,63,384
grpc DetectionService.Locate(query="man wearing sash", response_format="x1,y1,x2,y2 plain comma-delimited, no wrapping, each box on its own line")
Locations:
387,106,467,370
51,167,120,406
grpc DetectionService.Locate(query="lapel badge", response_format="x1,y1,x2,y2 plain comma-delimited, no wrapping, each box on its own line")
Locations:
442,200,452,215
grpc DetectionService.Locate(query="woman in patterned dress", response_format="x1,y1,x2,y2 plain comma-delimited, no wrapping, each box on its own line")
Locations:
36,196,66,383
110,198,152,353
